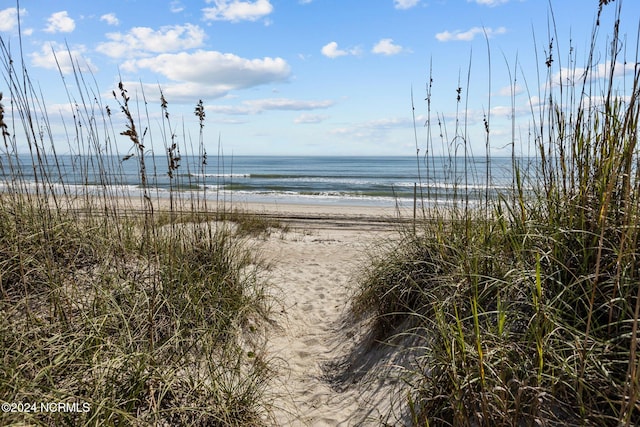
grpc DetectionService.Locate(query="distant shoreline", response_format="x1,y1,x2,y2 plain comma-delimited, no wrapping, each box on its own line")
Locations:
29,191,421,231
1,154,524,209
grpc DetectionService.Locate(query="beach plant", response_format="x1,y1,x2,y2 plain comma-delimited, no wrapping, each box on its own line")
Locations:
0,21,275,426
352,1,640,425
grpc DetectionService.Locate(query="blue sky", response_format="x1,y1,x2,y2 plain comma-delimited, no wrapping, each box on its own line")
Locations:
0,0,637,156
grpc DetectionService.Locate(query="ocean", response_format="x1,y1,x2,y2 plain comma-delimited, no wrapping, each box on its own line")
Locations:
0,154,531,208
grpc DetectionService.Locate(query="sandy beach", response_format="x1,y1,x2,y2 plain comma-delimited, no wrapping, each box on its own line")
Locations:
236,202,411,425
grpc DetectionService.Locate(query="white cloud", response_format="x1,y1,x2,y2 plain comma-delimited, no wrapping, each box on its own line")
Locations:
372,38,405,55
170,1,185,12
394,0,420,9
129,81,235,102
44,11,75,33
123,51,290,100
96,24,206,58
0,7,26,32
468,0,509,6
496,84,523,97
321,41,360,58
435,26,506,42
548,61,636,89
330,117,411,140
321,42,346,58
100,13,119,26
134,51,289,84
203,0,273,22
30,42,97,74
207,104,252,115
490,105,513,118
210,98,333,115
294,114,329,124
246,98,333,111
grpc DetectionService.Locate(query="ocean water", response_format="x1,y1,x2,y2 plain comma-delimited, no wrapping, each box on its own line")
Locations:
0,154,532,207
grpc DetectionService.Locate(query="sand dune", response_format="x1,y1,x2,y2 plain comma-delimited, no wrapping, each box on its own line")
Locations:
53,194,420,424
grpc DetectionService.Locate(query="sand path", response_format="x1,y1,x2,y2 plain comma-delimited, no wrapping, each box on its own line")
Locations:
254,216,403,426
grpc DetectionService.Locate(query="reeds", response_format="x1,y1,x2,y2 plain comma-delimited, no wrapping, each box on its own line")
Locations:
353,1,640,425
0,25,275,426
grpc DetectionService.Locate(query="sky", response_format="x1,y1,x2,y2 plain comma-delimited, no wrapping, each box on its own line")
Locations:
0,0,638,156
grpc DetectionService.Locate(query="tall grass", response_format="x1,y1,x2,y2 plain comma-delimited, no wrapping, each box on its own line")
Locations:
0,27,275,426
353,1,640,425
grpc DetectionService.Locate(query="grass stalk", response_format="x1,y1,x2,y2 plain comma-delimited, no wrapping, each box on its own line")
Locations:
351,1,640,424
0,26,275,425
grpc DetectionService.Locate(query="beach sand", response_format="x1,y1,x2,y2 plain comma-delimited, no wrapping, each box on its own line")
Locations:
56,194,419,424
240,202,413,426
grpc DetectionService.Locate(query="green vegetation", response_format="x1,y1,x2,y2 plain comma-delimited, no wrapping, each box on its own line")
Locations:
353,1,640,425
0,32,275,426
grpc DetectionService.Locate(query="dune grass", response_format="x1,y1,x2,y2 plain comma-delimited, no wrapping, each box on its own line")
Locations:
0,32,275,426
352,1,640,425
0,199,272,426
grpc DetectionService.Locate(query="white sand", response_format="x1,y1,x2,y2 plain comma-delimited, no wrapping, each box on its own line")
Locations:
246,203,414,426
